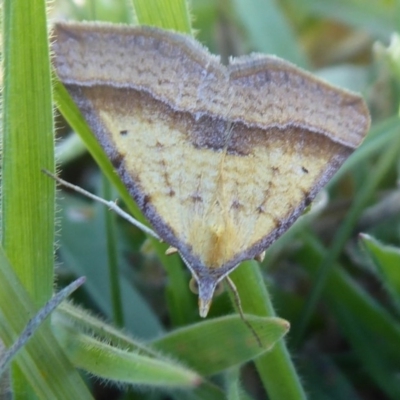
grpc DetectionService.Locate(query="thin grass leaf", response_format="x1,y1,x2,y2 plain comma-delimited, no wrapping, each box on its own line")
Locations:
0,247,92,399
360,233,400,308
55,302,158,355
0,277,85,376
55,302,226,399
225,367,254,400
53,322,201,388
101,175,124,327
56,302,288,377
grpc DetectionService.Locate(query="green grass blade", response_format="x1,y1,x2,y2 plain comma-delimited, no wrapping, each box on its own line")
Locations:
2,0,54,315
225,367,254,400
54,322,200,388
56,301,160,355
55,302,228,398
52,303,224,400
230,262,307,400
101,175,124,327
2,0,55,396
151,315,289,376
54,304,207,390
132,0,192,34
0,247,92,399
0,277,85,375
183,383,226,400
56,302,288,378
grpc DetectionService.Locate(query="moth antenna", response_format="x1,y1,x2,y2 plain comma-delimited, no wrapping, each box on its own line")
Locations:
226,276,262,347
42,169,161,240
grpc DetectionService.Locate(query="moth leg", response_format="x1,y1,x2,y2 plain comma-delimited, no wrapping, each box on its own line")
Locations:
165,246,178,255
42,169,161,240
254,251,266,263
189,276,199,294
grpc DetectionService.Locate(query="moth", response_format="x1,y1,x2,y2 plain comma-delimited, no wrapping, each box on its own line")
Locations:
52,22,370,317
